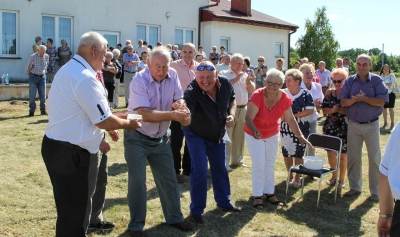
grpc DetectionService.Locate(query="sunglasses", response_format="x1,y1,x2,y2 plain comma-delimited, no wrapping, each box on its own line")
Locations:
196,64,216,72
332,80,343,84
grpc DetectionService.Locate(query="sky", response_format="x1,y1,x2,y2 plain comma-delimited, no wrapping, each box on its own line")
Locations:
252,0,400,55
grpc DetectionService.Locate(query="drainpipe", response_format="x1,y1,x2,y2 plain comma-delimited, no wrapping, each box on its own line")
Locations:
288,29,297,67
198,1,219,48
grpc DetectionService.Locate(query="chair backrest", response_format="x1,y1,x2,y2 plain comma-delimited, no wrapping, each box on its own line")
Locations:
307,133,342,153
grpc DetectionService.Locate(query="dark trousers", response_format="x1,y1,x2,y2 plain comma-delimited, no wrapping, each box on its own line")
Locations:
105,82,115,103
183,128,232,216
41,136,92,237
90,153,108,224
170,121,191,175
391,201,400,236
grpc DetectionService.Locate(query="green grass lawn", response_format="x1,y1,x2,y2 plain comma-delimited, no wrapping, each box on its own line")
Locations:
0,98,398,237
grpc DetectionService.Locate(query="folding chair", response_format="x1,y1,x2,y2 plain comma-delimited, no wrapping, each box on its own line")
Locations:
285,133,342,208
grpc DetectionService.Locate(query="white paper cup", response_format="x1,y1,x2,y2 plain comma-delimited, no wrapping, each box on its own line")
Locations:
127,114,143,120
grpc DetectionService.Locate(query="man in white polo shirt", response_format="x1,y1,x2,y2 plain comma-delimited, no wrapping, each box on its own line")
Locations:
220,53,255,169
378,123,400,237
41,32,141,237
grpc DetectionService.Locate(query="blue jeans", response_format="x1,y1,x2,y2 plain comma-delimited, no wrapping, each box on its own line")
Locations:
29,74,46,113
183,128,232,216
124,130,183,231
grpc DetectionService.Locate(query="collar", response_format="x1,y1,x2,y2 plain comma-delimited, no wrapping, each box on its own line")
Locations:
301,81,315,90
355,72,372,81
73,54,96,76
179,59,197,69
144,67,172,84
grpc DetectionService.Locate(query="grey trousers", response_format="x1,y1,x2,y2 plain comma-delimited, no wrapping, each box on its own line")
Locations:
306,120,317,156
124,72,135,106
83,153,101,233
89,153,108,225
347,120,381,195
124,130,184,231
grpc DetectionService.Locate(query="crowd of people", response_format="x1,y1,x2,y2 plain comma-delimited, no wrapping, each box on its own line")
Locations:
36,31,400,237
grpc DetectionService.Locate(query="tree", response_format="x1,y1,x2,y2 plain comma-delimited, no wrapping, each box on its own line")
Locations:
296,6,339,69
289,47,300,68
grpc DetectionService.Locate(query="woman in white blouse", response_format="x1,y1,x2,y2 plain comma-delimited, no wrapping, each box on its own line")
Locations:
380,64,397,132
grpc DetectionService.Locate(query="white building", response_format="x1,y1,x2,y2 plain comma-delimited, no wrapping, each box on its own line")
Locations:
0,0,297,82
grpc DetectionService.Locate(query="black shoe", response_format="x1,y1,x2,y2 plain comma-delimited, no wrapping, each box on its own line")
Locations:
40,111,47,115
29,112,34,117
343,189,361,197
187,214,204,224
87,221,115,234
169,220,194,232
219,205,241,212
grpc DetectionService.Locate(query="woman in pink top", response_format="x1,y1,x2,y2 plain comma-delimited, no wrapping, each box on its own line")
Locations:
244,68,312,208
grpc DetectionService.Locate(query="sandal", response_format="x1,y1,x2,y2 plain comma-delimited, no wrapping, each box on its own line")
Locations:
252,196,264,208
326,178,337,186
264,194,283,205
289,180,302,188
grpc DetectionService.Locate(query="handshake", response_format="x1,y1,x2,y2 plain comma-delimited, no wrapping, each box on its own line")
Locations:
171,100,191,126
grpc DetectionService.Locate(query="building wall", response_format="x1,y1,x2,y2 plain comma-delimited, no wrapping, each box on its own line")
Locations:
0,0,209,81
201,21,290,69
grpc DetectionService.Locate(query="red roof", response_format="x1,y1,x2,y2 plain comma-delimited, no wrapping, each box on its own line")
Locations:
201,0,298,31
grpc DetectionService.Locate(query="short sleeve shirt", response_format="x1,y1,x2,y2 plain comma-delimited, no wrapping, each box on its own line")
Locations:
244,88,292,139
45,55,112,154
380,123,400,200
128,67,183,138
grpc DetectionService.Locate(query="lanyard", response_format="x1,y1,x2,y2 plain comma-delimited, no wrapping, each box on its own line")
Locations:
72,57,87,69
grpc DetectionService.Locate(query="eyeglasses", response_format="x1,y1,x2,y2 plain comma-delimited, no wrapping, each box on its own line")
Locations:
332,80,343,84
266,81,283,87
258,60,264,62
196,64,216,72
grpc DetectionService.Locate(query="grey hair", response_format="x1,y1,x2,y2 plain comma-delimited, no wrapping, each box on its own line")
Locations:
149,46,171,63
230,53,244,63
112,48,121,58
182,43,196,51
299,63,316,75
79,31,108,49
285,69,303,84
38,45,47,51
356,53,372,65
266,68,285,84
318,61,326,65
105,51,114,58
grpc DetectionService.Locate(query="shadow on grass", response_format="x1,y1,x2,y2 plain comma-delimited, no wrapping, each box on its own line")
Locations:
278,179,375,236
27,119,48,124
0,115,30,121
108,163,128,176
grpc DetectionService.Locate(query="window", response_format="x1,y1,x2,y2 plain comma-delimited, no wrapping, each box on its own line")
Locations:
175,28,194,47
136,24,160,47
274,42,284,57
220,37,230,53
97,31,120,48
42,15,73,48
0,11,18,56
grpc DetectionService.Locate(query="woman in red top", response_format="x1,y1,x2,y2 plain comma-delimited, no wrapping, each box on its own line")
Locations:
244,68,312,208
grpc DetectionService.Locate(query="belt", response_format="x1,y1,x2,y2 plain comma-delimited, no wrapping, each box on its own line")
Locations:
136,130,164,142
237,104,247,108
124,70,136,73
357,118,379,124
31,73,44,77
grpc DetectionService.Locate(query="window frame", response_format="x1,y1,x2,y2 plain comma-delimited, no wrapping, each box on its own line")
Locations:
273,42,284,58
0,10,19,57
136,23,161,47
220,36,231,53
96,30,120,48
174,27,195,47
41,14,73,49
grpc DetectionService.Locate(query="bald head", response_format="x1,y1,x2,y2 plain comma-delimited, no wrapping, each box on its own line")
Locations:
77,31,108,71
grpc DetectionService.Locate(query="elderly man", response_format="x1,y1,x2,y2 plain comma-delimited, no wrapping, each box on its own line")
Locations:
42,32,142,237
340,54,388,199
209,46,220,65
216,54,231,74
183,61,241,224
378,123,400,237
122,45,140,107
124,46,193,236
26,44,49,116
170,43,199,182
255,56,267,89
316,61,331,95
220,54,255,169
334,57,349,72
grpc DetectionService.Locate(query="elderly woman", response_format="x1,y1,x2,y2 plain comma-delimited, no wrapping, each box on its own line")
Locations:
112,48,122,108
244,57,256,82
321,68,349,189
299,63,324,155
281,69,314,187
245,68,312,208
57,39,72,67
102,51,118,105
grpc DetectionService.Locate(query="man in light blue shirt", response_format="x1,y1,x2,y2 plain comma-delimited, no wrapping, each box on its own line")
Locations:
122,45,140,107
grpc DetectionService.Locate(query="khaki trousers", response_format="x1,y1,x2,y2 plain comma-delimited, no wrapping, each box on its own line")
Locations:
226,106,246,166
